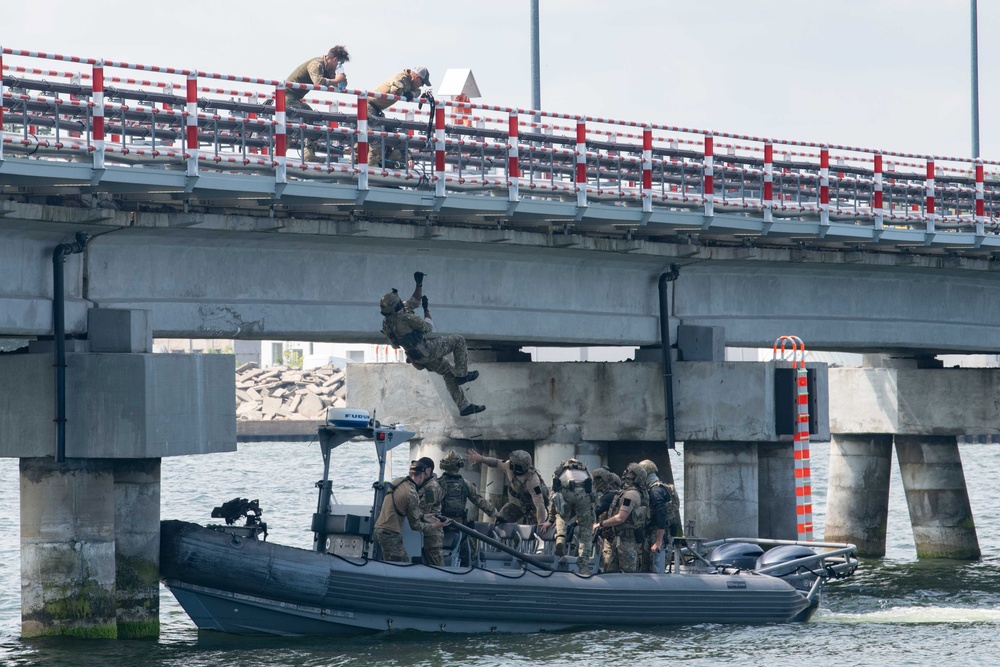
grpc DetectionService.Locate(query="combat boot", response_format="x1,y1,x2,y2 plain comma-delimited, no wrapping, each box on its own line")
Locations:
554,536,566,557
456,370,479,386
459,404,485,416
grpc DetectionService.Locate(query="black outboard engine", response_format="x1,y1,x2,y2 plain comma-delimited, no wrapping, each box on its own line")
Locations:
708,542,765,571
755,545,819,591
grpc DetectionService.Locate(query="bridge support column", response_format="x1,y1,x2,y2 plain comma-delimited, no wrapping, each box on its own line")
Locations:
757,442,796,540
113,459,160,639
20,458,117,639
825,434,892,557
895,435,980,560
535,424,583,486
684,442,757,540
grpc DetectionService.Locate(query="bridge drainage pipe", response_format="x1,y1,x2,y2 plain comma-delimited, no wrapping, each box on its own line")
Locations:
658,265,681,450
52,232,89,463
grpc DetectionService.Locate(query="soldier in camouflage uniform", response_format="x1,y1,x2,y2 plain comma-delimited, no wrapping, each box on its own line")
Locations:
373,459,447,562
540,458,596,571
638,459,672,573
364,66,430,168
438,450,500,566
592,467,621,573
593,463,648,573
285,46,350,161
379,273,484,417
416,457,445,566
467,449,549,524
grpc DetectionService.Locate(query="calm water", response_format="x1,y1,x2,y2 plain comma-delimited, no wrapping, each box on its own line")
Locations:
2,439,1000,666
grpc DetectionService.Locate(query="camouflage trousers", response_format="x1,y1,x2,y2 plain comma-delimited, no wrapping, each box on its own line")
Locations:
374,528,408,563
554,488,596,570
607,530,640,573
411,334,472,410
421,527,444,566
286,97,317,157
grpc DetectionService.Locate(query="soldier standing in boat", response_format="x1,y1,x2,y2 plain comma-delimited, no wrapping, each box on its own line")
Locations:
373,459,448,562
638,459,671,573
438,450,500,566
416,456,445,566
591,467,621,573
593,463,649,573
539,458,596,571
466,449,549,524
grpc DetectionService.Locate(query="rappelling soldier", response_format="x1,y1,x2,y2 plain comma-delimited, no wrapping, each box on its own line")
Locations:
593,463,648,573
540,458,596,571
379,272,484,417
467,449,549,524
438,450,500,566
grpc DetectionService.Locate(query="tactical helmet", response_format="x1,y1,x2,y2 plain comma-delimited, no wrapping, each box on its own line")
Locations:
638,459,658,476
591,467,613,494
622,462,648,489
379,290,403,315
440,450,465,471
509,449,533,475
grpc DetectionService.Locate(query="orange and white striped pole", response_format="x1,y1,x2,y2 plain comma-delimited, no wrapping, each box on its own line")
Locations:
772,335,813,541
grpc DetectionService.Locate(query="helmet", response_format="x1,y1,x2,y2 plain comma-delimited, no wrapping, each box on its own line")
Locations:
591,467,616,494
509,449,533,476
379,290,403,315
622,462,648,489
638,459,658,476
440,450,465,471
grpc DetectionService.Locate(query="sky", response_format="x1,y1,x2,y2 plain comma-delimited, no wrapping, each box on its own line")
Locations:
3,0,998,161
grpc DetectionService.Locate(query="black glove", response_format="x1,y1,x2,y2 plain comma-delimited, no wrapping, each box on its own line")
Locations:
402,90,414,102
421,296,429,310
418,91,435,110
414,271,425,286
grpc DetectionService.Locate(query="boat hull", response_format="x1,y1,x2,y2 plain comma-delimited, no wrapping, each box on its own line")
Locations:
160,520,816,635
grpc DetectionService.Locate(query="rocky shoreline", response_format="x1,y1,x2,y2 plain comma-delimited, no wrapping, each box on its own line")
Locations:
235,363,346,441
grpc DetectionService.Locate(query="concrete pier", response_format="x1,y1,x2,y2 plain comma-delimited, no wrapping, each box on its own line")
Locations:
684,442,758,540
113,459,160,639
824,434,893,558
20,458,117,638
757,442,797,540
895,435,980,560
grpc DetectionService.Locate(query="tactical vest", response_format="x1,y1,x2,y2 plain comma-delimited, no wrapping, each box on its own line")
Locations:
509,469,549,508
610,487,648,533
384,313,430,360
439,474,469,519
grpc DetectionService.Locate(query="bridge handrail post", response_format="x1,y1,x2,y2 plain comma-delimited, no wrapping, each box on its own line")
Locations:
925,158,936,235
819,146,829,226
434,105,445,197
703,133,714,217
357,91,369,191
975,159,985,237
275,83,287,184
575,118,587,208
641,125,652,213
763,140,774,224
91,59,105,170
507,110,519,203
873,151,884,230
185,71,198,177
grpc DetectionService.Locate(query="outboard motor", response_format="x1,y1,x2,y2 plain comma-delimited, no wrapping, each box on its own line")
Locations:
755,545,820,591
708,542,764,571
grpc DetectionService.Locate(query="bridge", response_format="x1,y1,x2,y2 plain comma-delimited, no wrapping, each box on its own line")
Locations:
0,46,994,638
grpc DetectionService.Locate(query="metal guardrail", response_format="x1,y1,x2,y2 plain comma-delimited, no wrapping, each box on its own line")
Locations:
4,47,1000,254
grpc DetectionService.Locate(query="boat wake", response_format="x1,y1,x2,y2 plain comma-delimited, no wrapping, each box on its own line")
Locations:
815,606,1000,624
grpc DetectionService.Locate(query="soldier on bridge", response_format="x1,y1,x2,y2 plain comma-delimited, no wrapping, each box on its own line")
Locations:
379,271,485,417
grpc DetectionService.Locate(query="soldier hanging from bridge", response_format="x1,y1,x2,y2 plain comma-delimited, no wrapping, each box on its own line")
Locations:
379,271,484,416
